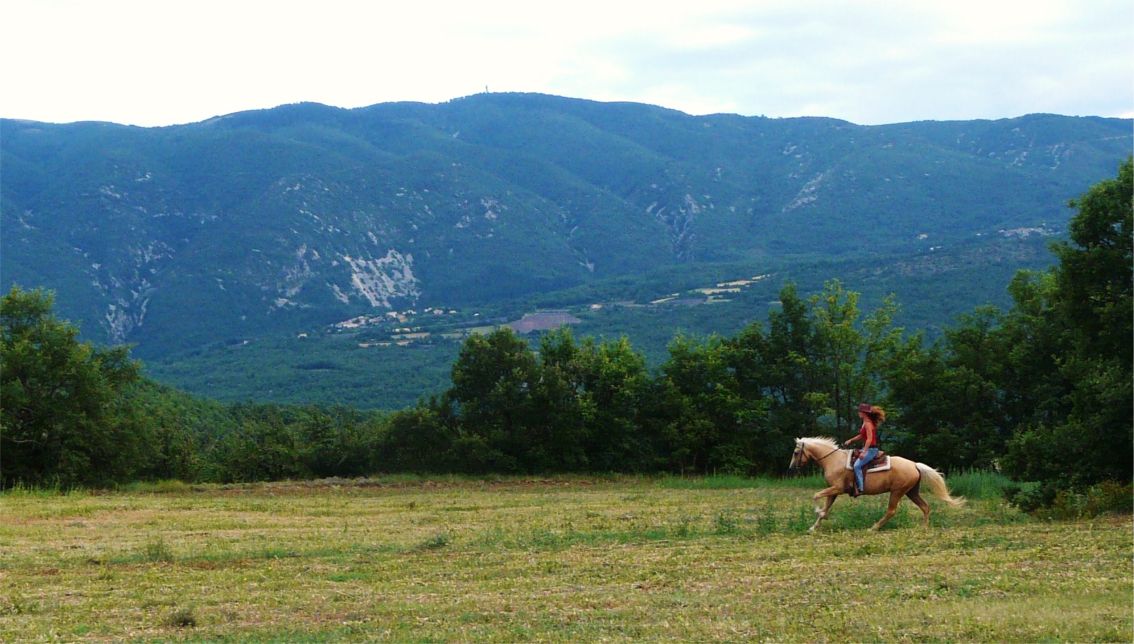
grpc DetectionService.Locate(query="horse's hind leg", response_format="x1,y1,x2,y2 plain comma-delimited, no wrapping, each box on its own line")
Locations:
870,490,904,531
906,489,931,528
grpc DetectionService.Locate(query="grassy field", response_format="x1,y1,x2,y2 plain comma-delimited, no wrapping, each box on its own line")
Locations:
1,474,1130,642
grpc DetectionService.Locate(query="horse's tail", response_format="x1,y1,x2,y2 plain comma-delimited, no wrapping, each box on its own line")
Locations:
915,463,966,508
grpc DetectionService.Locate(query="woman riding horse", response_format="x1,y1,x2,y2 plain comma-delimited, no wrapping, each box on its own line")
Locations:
843,402,884,497
789,409,965,531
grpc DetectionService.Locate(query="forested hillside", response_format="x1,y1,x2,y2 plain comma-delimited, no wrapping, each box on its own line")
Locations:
2,94,1129,361
3,159,1129,516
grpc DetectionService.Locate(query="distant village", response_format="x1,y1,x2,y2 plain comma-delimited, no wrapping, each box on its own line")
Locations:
327,274,772,349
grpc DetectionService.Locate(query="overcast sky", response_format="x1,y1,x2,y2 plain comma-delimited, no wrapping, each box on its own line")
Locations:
3,0,1132,127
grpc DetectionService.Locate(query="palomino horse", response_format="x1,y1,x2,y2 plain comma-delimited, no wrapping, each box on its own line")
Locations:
789,437,965,532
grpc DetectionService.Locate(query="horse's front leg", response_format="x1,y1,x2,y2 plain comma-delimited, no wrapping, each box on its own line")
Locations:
811,485,842,503
809,487,841,533
809,494,837,533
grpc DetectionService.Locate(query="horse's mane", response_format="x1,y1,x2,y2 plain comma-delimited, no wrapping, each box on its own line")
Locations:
799,436,842,451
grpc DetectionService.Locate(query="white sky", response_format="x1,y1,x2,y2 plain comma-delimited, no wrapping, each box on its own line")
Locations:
3,0,1132,126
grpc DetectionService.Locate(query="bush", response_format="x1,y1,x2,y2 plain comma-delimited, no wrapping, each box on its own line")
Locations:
1084,481,1133,516
1003,482,1055,514
142,536,175,563
165,606,197,628
1006,480,1132,519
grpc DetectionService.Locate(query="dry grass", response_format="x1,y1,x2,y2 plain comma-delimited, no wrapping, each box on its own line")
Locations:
1,476,1130,641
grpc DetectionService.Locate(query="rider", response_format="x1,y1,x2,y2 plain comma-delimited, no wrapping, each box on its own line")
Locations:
843,402,885,497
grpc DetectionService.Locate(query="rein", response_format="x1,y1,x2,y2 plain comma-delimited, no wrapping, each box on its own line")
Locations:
813,447,843,463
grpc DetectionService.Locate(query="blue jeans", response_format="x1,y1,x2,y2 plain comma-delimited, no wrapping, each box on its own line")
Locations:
853,447,879,492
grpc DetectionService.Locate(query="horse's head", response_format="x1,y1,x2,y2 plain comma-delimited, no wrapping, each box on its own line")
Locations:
789,438,808,470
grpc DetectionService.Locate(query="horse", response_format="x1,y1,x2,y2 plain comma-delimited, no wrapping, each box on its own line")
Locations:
788,436,965,532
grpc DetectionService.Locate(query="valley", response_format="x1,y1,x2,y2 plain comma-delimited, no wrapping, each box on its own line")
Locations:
3,94,1128,408
144,233,1056,409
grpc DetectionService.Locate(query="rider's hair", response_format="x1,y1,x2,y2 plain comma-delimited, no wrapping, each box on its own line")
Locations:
869,405,887,424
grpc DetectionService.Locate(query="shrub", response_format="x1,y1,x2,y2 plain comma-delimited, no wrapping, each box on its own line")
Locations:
416,532,451,551
1003,483,1055,514
1084,481,1133,516
143,537,175,563
166,606,197,628
1006,480,1132,519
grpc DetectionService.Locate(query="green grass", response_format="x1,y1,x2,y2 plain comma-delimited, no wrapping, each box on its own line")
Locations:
946,469,1015,500
657,472,827,489
118,479,196,495
1,476,1130,641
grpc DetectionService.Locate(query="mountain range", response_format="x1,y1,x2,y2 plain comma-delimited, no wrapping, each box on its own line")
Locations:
2,93,1129,406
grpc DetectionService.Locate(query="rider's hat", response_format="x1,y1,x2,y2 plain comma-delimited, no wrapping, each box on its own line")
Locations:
857,402,873,414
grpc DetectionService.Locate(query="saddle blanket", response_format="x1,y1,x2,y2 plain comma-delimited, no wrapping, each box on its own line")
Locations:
845,451,891,473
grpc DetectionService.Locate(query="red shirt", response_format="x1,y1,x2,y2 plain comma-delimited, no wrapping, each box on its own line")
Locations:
856,418,879,448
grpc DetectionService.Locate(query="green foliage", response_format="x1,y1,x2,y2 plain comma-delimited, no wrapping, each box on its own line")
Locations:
446,328,540,472
134,233,1059,411
3,100,1128,366
1006,480,1133,519
199,403,386,483
999,159,1133,494
381,403,461,473
415,532,452,551
165,606,197,629
1002,482,1055,514
657,333,761,474
2,161,1129,494
945,470,1014,500
142,536,175,564
573,334,658,471
1,286,144,487
1054,158,1133,359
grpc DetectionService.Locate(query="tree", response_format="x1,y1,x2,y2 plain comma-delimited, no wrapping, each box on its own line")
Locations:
658,333,766,474
885,308,1014,470
528,329,589,471
757,283,823,439
206,412,309,483
1,286,143,487
1002,158,1133,490
1053,157,1133,360
381,400,462,473
576,335,657,472
297,405,382,478
807,280,903,436
446,328,539,472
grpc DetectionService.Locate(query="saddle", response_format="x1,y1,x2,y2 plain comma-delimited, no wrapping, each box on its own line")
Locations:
845,449,890,473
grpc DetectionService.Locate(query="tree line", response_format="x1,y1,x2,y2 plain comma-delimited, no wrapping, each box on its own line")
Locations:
2,160,1129,510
